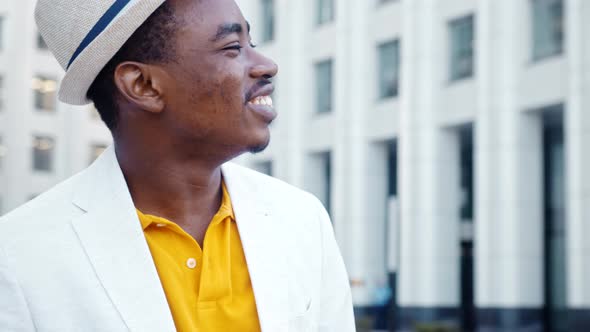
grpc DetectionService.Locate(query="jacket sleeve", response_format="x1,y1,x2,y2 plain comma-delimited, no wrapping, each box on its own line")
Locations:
314,198,356,332
0,247,36,332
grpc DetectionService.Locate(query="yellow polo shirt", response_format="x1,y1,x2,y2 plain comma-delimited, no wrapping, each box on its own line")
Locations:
136,183,261,332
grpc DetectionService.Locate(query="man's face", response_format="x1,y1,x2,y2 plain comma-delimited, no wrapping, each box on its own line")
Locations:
160,0,278,156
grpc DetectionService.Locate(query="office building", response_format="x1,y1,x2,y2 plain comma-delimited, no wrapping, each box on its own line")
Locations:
236,0,589,330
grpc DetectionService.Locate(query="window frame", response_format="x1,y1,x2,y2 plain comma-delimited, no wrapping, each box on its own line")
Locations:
316,0,335,26
32,75,58,112
260,0,275,43
377,39,401,100
314,59,334,114
32,135,55,172
531,0,564,61
448,14,475,82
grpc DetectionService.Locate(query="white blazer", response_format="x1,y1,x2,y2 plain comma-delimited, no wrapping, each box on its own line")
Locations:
0,146,355,332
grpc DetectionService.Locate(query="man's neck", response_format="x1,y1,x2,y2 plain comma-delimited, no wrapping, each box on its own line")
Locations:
115,142,224,245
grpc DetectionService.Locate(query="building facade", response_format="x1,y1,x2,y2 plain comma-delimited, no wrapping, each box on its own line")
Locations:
236,0,589,331
0,0,587,330
0,0,112,215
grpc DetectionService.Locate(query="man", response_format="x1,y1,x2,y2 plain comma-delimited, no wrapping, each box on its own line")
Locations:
0,0,355,331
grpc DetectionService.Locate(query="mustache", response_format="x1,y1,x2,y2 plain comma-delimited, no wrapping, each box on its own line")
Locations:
245,77,273,102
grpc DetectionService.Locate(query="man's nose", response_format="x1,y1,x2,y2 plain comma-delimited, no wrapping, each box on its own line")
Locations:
249,52,278,79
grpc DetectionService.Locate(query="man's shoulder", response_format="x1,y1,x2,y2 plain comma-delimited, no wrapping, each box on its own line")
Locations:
223,162,320,205
0,171,86,244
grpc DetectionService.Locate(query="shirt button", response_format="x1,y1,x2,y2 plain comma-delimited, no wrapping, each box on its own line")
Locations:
156,223,166,228
186,258,197,269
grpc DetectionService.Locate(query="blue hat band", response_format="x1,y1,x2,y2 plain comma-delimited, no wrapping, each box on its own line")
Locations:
67,0,132,69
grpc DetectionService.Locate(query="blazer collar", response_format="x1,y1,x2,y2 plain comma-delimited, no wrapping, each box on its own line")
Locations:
71,146,176,332
71,146,289,332
222,163,289,331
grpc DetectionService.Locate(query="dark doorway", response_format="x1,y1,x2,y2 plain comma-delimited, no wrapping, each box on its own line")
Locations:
385,140,398,331
459,125,475,332
542,106,567,332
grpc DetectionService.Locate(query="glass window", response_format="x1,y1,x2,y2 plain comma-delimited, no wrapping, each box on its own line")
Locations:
449,15,475,81
32,76,57,112
387,141,397,197
89,144,107,164
459,126,474,221
315,59,333,114
306,152,332,218
322,152,332,216
32,136,55,172
261,0,275,43
37,32,48,50
254,161,273,176
532,0,564,60
378,40,400,99
316,0,334,26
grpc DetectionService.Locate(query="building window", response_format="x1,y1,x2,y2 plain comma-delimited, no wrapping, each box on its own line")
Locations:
378,40,400,99
449,15,475,81
37,32,48,50
254,161,273,176
387,141,398,197
532,0,563,60
316,0,334,26
32,136,55,172
315,59,333,114
306,151,332,216
319,152,332,216
261,0,275,43
459,126,474,221
32,76,57,112
89,144,107,164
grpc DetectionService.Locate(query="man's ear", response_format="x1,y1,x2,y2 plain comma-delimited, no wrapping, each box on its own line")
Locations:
113,61,166,114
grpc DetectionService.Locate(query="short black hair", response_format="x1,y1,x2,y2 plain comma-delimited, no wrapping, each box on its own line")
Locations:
87,2,179,131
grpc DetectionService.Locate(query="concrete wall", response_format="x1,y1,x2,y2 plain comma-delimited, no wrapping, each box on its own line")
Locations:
0,0,111,215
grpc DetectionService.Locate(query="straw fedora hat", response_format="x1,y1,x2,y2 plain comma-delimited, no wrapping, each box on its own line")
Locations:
35,0,167,106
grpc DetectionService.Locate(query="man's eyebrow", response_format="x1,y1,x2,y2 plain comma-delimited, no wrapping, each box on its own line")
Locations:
210,23,244,42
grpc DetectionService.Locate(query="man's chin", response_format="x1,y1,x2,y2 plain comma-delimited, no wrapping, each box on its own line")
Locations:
248,137,271,154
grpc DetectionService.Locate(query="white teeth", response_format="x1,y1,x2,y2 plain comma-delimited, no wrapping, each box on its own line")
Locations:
249,96,273,107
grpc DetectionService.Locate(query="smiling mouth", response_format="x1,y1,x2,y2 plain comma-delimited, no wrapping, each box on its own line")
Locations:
248,95,273,107
246,94,277,123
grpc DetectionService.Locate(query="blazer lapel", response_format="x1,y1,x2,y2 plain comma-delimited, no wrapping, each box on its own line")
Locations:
222,164,289,332
71,146,175,332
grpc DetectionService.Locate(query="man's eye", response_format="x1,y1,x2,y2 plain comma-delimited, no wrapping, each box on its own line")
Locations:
223,45,243,51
